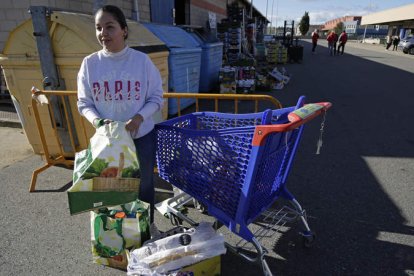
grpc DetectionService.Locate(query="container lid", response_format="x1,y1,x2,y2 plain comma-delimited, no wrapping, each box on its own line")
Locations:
143,23,199,48
1,11,166,58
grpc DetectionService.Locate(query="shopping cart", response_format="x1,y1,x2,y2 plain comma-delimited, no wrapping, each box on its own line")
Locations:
155,96,331,275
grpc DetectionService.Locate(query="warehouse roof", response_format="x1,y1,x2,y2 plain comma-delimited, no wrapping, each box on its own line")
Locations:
361,3,414,25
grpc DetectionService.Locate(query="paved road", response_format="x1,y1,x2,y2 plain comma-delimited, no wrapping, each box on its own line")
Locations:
0,40,413,275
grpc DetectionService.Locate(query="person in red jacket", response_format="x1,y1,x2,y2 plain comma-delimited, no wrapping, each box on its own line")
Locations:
311,29,320,53
337,31,348,55
326,31,336,56
332,31,339,55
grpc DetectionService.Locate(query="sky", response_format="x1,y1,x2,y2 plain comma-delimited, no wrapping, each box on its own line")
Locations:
253,0,414,26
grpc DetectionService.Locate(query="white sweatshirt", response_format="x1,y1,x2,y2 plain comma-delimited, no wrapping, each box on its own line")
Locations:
77,46,163,139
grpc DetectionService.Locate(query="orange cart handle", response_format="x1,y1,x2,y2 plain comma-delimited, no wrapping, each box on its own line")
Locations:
252,102,332,146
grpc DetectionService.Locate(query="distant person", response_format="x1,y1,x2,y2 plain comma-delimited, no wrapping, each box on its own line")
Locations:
326,31,336,56
332,31,339,55
311,29,320,53
392,35,400,51
385,34,392,50
337,31,348,55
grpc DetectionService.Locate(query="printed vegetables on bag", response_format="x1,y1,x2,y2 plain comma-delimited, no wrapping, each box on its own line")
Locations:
68,121,141,214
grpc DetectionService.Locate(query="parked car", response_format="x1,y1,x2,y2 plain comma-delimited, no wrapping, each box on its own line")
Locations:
398,35,414,54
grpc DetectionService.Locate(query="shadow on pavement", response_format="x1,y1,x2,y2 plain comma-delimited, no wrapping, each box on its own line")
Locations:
32,181,73,193
219,40,414,275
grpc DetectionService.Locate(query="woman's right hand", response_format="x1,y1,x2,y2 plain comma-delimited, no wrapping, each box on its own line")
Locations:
93,118,112,128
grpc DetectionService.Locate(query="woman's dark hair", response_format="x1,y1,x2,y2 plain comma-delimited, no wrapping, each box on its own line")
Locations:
96,5,128,39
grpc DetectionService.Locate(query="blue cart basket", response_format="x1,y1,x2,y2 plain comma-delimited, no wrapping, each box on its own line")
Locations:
155,96,331,275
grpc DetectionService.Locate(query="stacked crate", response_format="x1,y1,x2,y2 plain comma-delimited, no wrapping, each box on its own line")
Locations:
254,43,269,90
216,27,228,64
236,66,255,94
266,41,288,65
217,22,243,65
255,43,267,72
219,66,237,94
219,64,256,94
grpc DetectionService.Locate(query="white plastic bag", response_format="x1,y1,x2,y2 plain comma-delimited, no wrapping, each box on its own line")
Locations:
127,222,226,275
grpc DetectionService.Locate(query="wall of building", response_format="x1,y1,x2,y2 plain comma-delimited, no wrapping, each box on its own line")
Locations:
0,0,269,56
0,0,153,96
190,0,226,28
0,0,153,53
360,4,414,40
344,21,388,38
323,16,362,31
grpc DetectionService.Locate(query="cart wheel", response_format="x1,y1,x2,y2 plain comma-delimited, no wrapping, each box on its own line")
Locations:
194,200,207,214
302,232,316,248
170,214,183,226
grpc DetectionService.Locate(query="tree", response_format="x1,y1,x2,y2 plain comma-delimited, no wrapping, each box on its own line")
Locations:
334,22,344,34
299,12,310,36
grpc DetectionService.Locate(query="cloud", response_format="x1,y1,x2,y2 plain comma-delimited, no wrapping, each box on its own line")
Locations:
261,1,384,26
307,4,380,24
308,11,338,24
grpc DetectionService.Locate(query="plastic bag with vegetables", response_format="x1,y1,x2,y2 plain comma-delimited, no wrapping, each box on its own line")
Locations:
68,121,140,215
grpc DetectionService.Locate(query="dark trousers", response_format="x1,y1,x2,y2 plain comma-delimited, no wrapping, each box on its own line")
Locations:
333,42,337,55
312,42,317,52
386,42,392,50
134,129,156,223
337,42,345,55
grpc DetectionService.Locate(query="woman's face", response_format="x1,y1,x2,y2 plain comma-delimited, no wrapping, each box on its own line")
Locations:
95,11,126,53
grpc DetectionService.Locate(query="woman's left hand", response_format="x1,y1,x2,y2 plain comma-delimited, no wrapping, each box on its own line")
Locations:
125,114,144,132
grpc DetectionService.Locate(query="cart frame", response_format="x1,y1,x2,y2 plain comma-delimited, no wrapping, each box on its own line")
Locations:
156,96,331,275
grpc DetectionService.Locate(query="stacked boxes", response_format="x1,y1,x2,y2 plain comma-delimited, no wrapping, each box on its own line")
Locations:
254,44,269,90
255,43,267,74
219,65,256,94
219,66,237,94
266,41,288,65
236,66,255,94
217,23,243,64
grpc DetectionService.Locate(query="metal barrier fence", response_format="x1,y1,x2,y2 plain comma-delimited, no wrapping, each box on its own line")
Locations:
29,88,282,192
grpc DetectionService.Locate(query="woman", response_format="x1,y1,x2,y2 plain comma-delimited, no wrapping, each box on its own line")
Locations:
77,5,164,225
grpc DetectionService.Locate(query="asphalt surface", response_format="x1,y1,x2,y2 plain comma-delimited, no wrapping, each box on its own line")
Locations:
0,40,413,276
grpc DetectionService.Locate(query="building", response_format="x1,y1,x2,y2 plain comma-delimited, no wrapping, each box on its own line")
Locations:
323,16,361,31
0,0,229,53
343,21,387,39
361,3,414,39
322,15,387,39
0,0,268,96
0,0,268,54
